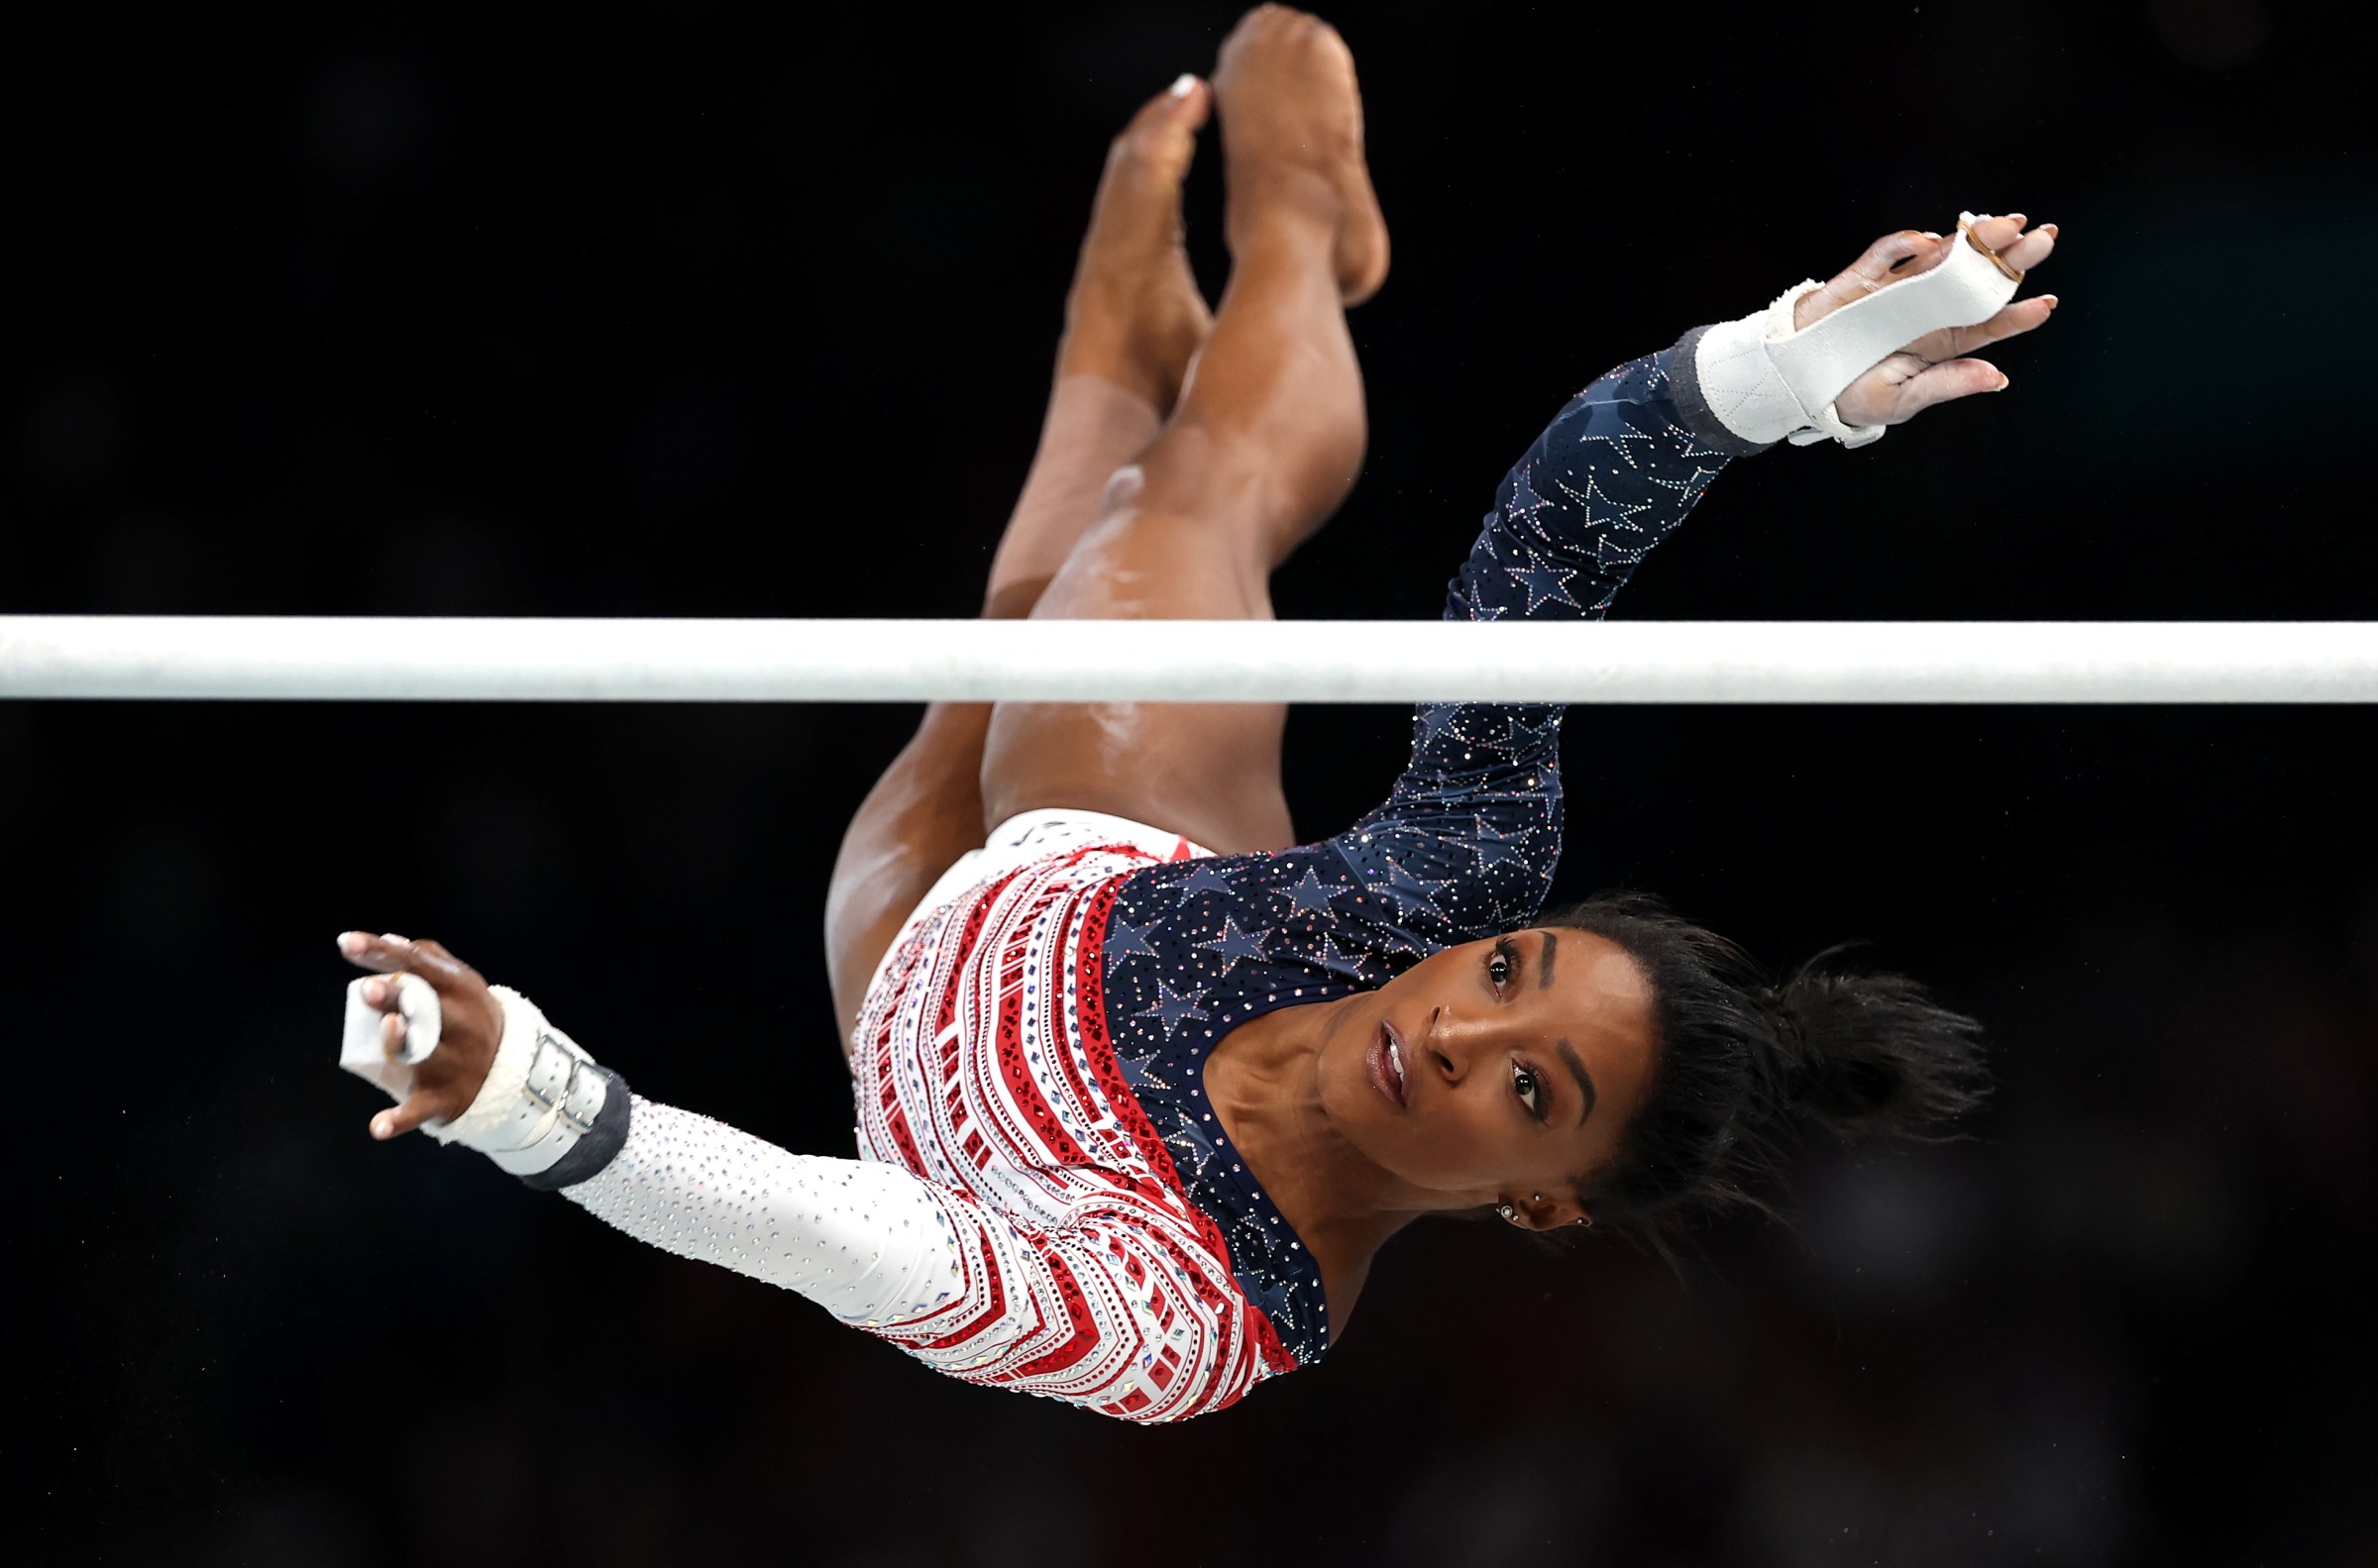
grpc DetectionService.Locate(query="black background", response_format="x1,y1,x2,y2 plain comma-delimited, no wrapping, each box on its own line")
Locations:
7,2,2374,1564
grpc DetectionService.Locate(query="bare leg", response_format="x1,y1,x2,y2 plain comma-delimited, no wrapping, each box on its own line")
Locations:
979,6,1388,849
825,80,1216,1040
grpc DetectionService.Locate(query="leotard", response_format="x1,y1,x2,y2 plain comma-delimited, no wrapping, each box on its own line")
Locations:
557,329,1757,1421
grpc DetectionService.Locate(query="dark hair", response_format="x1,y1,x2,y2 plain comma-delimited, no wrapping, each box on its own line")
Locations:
1544,890,1989,1252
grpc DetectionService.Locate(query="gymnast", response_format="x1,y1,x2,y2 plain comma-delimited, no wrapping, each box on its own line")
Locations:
336,6,2055,1421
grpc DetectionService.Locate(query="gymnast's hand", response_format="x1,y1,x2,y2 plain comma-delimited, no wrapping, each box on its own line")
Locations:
1799,213,2060,428
337,930,504,1140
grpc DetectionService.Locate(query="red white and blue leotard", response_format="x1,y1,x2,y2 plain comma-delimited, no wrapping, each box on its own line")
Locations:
559,332,1757,1421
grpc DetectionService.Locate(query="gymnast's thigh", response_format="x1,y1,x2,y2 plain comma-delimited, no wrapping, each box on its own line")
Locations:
979,500,1297,857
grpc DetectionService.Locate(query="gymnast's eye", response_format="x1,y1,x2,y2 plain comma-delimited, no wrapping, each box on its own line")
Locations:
1487,937,1516,990
1513,1061,1545,1120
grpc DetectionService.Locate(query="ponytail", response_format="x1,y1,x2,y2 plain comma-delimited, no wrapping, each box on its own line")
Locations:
1543,893,1988,1246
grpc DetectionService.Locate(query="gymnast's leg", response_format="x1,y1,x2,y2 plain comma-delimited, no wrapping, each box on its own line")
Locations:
824,77,1217,1041
978,5,1387,850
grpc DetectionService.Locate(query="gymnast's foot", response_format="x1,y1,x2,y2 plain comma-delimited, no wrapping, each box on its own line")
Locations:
1057,75,1216,414
1212,5,1391,305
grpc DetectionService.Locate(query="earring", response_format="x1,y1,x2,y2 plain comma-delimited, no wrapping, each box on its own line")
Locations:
1496,1202,1519,1224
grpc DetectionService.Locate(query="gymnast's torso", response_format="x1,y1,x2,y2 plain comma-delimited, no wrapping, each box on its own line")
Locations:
819,340,1728,1415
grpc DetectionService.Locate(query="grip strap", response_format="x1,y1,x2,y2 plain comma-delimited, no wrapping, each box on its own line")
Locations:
337,979,630,1189
1693,212,2024,449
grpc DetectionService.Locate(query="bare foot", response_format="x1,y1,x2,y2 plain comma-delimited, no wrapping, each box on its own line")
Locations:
1056,76,1216,414
1211,5,1390,305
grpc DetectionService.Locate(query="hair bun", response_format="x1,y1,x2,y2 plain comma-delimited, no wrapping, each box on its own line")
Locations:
1766,955,1988,1141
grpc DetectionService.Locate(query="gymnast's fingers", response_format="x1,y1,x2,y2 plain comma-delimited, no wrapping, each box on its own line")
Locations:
1966,213,2028,256
1890,357,2007,420
1997,221,2057,274
370,1088,444,1142
411,938,486,987
337,930,414,973
1797,230,1948,330
344,930,475,995
394,936,483,993
1902,294,2058,364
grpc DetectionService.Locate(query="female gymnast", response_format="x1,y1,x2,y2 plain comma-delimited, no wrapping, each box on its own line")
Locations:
336,6,2055,1421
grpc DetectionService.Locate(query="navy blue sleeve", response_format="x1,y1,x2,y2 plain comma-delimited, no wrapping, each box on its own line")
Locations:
1108,334,1752,1015
1313,333,1745,961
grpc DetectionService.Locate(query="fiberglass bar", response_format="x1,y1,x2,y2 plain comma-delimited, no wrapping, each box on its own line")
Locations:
2,617,2375,704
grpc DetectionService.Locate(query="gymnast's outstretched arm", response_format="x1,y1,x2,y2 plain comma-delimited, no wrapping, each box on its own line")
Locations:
1279,213,2062,961
336,933,1267,1422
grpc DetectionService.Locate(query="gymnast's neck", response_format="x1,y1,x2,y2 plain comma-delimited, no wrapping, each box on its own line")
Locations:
1204,995,1425,1337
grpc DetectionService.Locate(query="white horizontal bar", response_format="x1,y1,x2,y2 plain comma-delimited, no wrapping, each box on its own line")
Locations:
2,617,2375,703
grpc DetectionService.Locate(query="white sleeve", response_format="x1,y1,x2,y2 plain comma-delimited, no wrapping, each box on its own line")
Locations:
364,984,1278,1421
559,1096,963,1327
561,1096,1275,1422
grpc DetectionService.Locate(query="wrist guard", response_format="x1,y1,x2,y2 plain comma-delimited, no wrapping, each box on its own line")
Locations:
338,980,631,1191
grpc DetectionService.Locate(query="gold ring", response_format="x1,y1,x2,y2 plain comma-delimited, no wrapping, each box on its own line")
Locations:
1959,218,2024,283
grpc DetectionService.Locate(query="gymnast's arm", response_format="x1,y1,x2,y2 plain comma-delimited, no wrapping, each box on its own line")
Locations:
1306,338,1729,951
336,932,1267,1423
1316,215,2062,950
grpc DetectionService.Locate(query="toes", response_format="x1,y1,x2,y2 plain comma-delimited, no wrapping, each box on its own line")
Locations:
1149,73,1211,132
1113,76,1209,181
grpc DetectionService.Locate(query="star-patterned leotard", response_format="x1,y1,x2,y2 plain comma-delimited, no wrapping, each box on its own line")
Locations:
553,328,1762,1421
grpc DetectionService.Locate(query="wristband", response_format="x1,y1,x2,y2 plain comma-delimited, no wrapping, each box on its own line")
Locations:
430,986,630,1189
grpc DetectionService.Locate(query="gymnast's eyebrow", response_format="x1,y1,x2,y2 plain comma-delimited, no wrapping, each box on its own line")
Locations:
1556,1038,1597,1126
1538,930,1558,990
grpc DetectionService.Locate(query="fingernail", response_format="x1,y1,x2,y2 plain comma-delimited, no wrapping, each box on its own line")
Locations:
2042,223,2058,238
2044,294,2060,308
1169,72,1196,98
1996,374,2011,391
382,933,407,945
372,1115,391,1139
1923,231,1941,240
338,931,368,954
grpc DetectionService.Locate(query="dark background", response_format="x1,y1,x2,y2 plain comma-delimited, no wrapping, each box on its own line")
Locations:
7,1,2373,1563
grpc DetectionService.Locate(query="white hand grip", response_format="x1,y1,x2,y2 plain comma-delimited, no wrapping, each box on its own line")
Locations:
338,973,442,1102
1693,211,2024,449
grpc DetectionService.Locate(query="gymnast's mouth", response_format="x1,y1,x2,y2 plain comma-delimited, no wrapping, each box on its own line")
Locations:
1368,1019,1410,1109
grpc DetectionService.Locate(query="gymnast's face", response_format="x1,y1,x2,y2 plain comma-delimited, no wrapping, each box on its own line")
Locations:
1317,928,1658,1226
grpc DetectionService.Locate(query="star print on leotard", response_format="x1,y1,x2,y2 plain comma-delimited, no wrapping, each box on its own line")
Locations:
1094,340,1740,1367
583,328,1768,1425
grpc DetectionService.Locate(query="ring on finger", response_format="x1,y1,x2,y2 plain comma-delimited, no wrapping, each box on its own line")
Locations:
1958,218,2024,283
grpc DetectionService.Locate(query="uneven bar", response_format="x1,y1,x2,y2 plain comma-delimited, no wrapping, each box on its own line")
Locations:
2,617,2374,703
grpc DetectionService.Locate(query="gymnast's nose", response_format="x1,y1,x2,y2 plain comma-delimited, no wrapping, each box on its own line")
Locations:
1422,1004,1488,1080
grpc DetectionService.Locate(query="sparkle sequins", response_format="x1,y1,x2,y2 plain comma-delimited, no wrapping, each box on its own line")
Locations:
555,334,1735,1422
